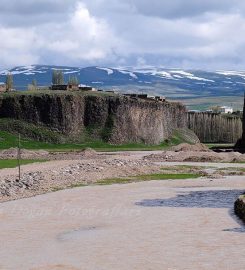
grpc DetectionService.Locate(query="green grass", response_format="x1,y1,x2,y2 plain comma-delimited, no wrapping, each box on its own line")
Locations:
0,159,47,169
161,165,204,171
96,173,201,185
205,143,235,149
52,183,88,192
0,130,179,152
0,118,66,144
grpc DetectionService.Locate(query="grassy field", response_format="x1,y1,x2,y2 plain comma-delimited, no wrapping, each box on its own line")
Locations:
0,159,47,169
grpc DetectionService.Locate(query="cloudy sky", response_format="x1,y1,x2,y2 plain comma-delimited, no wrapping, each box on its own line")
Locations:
1,0,245,70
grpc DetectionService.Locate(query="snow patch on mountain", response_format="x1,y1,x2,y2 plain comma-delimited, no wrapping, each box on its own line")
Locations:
170,70,214,82
155,71,173,79
216,70,245,78
96,67,113,75
63,70,80,75
116,69,138,79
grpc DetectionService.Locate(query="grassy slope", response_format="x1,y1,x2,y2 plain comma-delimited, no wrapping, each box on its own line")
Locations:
0,128,192,151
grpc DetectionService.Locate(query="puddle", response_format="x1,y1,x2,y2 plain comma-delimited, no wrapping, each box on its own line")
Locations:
135,189,244,209
223,228,245,233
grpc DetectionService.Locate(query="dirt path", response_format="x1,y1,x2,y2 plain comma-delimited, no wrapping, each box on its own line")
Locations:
0,175,244,270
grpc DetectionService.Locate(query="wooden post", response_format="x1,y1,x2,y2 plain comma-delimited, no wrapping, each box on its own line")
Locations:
17,134,21,181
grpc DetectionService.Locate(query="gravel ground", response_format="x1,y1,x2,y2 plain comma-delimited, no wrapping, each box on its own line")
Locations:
1,148,245,203
0,155,159,202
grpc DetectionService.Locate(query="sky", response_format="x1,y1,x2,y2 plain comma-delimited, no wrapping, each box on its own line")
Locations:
0,0,245,70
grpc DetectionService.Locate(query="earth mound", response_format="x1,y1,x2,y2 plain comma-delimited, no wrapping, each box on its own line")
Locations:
183,155,222,162
171,143,210,152
80,148,97,158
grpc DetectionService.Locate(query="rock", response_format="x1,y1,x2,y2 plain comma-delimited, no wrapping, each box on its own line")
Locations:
234,195,245,223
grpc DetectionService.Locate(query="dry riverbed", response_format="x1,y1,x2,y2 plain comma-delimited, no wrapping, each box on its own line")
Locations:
0,174,244,270
0,148,245,269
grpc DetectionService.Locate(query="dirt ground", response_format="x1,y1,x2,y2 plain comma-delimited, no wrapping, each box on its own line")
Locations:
0,174,244,270
0,146,245,269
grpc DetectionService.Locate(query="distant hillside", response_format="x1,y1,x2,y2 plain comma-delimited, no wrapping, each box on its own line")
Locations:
0,65,244,110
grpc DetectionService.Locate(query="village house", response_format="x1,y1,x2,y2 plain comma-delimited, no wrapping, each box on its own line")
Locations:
78,84,97,91
123,93,166,102
220,106,233,114
0,83,6,92
51,83,79,91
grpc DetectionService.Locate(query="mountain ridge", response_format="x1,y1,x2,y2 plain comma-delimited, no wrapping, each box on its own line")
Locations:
0,65,244,110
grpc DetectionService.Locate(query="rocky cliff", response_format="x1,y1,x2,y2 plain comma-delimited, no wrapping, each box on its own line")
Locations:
0,92,187,144
188,112,243,143
235,95,245,150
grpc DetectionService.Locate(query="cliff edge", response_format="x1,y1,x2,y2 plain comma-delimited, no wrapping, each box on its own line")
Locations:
0,91,187,144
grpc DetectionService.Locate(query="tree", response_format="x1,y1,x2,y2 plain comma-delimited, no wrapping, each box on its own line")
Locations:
32,79,37,88
68,75,79,85
27,79,38,91
52,69,64,85
5,73,13,91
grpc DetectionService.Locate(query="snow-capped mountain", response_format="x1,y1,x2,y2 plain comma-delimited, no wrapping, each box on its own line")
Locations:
0,65,244,109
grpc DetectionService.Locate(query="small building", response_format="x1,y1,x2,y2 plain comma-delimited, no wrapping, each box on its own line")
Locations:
220,106,233,114
78,84,95,91
68,84,79,91
51,84,69,91
51,84,79,91
155,96,166,102
0,83,6,92
138,94,148,99
147,95,156,100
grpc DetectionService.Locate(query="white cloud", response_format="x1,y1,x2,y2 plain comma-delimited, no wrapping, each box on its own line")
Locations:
0,27,40,67
0,2,122,68
0,0,245,69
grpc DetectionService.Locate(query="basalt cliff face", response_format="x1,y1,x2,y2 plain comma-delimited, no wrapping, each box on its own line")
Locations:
188,112,243,143
235,95,245,150
0,92,187,144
